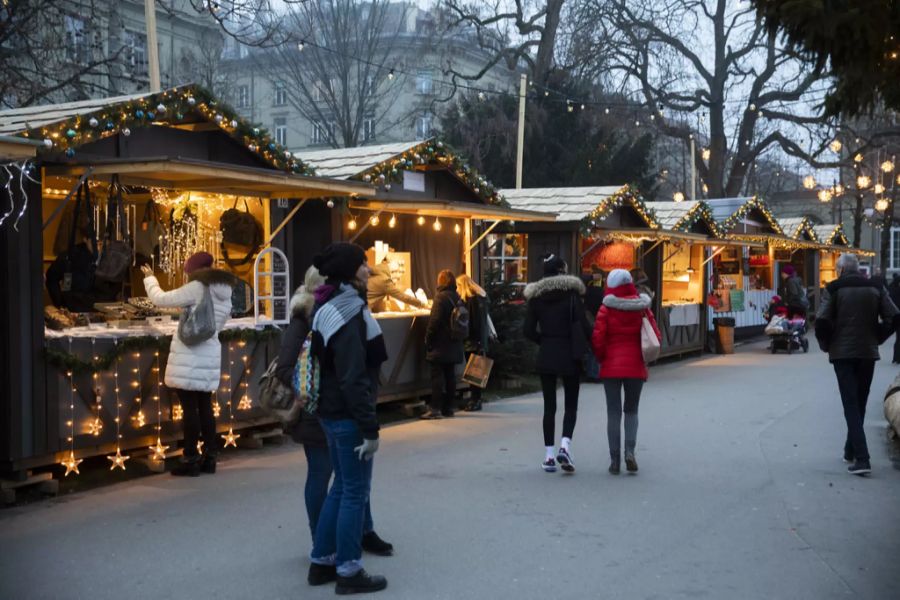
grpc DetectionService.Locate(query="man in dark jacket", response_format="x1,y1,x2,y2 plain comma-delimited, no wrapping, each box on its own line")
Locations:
779,264,809,318
815,253,899,476
421,269,465,419
367,262,426,313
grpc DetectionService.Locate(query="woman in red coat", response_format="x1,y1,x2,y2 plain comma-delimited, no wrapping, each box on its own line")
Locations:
591,269,661,475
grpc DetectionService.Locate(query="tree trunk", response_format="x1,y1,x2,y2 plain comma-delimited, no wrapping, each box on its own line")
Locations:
880,192,896,274
532,0,564,84
853,192,864,248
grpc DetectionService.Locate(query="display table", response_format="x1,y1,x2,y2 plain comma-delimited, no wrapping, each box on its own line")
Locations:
659,303,704,357
373,311,434,403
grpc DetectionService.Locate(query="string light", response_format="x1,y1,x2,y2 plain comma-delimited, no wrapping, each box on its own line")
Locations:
854,153,864,163
107,346,129,471
388,214,397,228
347,215,358,230
857,175,872,189
88,339,103,436
830,140,842,153
817,189,833,203
702,148,711,161
297,41,304,51
876,198,890,211
881,160,895,173
453,223,461,235
149,350,168,461
222,344,239,449
802,175,816,190
387,69,395,81
833,183,845,196
673,192,685,203
131,352,145,429
417,216,425,226
61,338,82,477
433,217,442,232
369,214,380,227
875,183,886,195
238,347,252,411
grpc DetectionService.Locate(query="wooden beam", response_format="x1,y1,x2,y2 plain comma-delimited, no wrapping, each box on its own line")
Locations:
265,199,307,246
467,219,502,252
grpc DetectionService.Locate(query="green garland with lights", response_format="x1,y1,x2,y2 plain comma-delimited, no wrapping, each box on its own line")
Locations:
353,138,508,207
45,327,281,375
719,195,784,235
19,84,315,176
579,184,659,235
671,201,722,237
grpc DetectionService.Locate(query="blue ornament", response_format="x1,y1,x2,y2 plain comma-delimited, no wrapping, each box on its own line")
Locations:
106,121,114,130
65,148,75,158
147,111,156,120
268,143,276,151
135,110,144,119
66,129,76,138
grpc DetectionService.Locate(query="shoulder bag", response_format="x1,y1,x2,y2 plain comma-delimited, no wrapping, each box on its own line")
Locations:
641,310,661,364
95,176,133,282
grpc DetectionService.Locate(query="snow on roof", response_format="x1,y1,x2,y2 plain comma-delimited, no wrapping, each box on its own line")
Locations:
298,141,424,179
502,186,626,222
0,92,155,135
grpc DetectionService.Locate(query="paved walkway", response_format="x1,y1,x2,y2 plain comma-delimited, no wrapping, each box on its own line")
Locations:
2,341,899,600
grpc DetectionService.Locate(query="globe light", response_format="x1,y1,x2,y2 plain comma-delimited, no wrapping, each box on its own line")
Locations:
702,148,711,161
876,198,889,211
875,183,886,195
417,216,425,226
802,175,816,190
817,189,833,203
829,140,842,153
369,215,380,226
882,160,895,173
388,214,397,228
673,191,685,202
857,175,872,189
454,223,461,234
433,218,442,232
347,217,358,231
833,183,845,196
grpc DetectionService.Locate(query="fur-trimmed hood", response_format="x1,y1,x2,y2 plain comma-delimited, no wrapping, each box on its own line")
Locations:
524,275,585,301
290,267,327,320
602,293,652,312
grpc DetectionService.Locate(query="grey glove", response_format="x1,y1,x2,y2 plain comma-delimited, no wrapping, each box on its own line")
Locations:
354,438,379,461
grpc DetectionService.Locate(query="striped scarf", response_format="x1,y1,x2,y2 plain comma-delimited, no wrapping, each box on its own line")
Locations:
312,283,383,347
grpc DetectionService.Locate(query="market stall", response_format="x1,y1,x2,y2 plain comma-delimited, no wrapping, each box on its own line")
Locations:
0,86,372,475
813,224,853,286
776,217,823,311
298,141,556,401
644,201,722,357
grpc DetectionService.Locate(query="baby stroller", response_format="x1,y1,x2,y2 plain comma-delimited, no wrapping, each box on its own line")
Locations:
764,296,809,354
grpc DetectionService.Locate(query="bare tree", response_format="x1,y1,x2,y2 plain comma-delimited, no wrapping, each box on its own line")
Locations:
581,0,839,199
185,0,300,47
252,0,407,148
175,29,232,97
0,0,126,107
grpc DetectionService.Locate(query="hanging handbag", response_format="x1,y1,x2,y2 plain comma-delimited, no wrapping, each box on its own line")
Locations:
135,196,164,261
177,284,218,346
641,311,661,364
220,198,262,267
462,353,494,388
95,176,133,282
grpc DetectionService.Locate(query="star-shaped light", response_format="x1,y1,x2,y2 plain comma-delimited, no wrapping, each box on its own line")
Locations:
172,404,183,421
212,401,221,418
149,440,169,461
222,428,240,448
62,452,82,477
107,448,130,471
134,410,146,428
88,417,103,436
237,395,252,410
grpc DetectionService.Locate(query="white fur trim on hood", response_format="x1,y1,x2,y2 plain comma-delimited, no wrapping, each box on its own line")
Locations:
523,274,586,300
602,293,652,312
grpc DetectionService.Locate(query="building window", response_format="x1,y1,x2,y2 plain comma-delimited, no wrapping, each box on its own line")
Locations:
65,15,88,63
312,121,334,145
274,81,287,106
891,227,900,270
274,117,287,146
313,79,335,102
363,118,375,142
237,85,249,108
415,112,433,139
484,234,528,284
123,30,148,77
416,69,434,95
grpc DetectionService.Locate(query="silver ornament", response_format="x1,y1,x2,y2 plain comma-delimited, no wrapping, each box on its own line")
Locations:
326,199,335,208
88,117,99,128
384,184,392,191
187,96,196,106
284,151,292,158
230,120,238,128
123,128,131,136
156,103,166,114
249,144,258,152
215,114,224,123
43,138,53,148
363,174,372,182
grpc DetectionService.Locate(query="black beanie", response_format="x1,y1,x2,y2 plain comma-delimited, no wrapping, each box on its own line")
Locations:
542,253,567,276
313,242,366,281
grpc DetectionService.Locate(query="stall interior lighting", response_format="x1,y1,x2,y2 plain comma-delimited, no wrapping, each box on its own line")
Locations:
388,214,397,228
370,214,380,227
454,223,461,235
417,216,426,226
348,215,358,231
433,217,442,232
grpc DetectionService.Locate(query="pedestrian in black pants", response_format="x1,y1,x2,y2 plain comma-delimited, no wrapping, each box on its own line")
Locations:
422,270,465,419
815,253,900,476
457,273,491,411
523,254,591,474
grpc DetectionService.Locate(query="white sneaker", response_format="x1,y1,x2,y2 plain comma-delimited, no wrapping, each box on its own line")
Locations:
556,447,575,473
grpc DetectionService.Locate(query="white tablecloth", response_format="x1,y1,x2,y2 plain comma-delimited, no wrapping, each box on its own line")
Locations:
44,316,266,340
667,303,700,327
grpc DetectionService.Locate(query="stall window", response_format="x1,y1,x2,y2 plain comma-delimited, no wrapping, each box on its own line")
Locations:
312,121,334,145
748,247,772,290
237,85,249,109
363,118,375,142
416,112,433,139
274,117,287,146
484,234,528,284
273,81,287,106
65,15,88,63
123,30,148,77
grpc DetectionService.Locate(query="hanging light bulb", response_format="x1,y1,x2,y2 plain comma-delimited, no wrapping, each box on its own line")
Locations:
802,175,816,190
854,153,864,163
876,198,889,211
830,139,842,153
417,215,425,226
387,68,395,81
297,41,305,51
370,214,380,227
857,175,872,189
673,191,685,202
454,223,461,234
433,217,442,231
881,160,895,173
875,183,886,195
388,214,397,228
702,148,711,161
817,189,833,203
348,216,358,231
833,183,845,196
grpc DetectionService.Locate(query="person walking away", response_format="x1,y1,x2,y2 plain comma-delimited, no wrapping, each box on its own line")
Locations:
815,253,899,476
779,265,809,318
888,273,900,363
456,274,490,411
421,270,466,419
307,243,389,593
141,252,237,476
592,269,661,475
275,266,392,557
523,254,592,473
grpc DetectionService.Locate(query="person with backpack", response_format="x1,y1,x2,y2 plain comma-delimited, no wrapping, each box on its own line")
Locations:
456,273,490,412
591,269,661,475
275,266,393,557
779,265,809,318
421,269,466,420
307,243,389,594
140,252,237,477
523,255,592,474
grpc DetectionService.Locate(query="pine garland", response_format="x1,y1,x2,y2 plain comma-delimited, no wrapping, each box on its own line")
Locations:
579,184,659,235
45,327,280,375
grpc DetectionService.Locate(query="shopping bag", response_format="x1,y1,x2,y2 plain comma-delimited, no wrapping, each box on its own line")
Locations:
462,353,494,389
641,315,661,364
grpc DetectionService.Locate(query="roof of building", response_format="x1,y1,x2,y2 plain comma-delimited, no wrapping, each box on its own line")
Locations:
705,197,756,223
778,217,819,241
813,224,850,245
0,92,154,135
706,196,783,234
502,185,631,222
298,141,424,180
644,200,720,234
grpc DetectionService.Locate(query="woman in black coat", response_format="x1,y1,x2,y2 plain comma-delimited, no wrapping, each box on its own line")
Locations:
457,274,490,411
523,254,591,474
422,269,465,419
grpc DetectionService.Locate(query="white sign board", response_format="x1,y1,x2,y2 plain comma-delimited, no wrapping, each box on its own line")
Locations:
403,170,425,192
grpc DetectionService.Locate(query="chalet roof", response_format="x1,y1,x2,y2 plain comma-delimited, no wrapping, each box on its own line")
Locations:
502,185,636,223
813,224,850,246
706,196,783,234
778,217,819,241
298,141,424,180
0,92,153,135
644,200,719,235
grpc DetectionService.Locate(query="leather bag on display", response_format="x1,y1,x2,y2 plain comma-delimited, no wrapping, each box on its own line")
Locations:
95,176,134,283
220,198,262,267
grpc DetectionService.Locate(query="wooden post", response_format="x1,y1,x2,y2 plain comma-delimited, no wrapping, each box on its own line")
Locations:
515,74,527,189
464,217,472,276
144,0,161,92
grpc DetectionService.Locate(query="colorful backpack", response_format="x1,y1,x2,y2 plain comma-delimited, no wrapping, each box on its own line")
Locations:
293,332,321,415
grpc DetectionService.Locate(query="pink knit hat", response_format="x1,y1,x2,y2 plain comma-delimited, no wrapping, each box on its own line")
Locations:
183,251,214,274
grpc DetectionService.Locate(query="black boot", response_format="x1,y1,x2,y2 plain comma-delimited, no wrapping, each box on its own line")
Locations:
361,531,394,556
463,399,483,412
848,459,872,476
335,569,387,595
419,409,443,420
200,453,217,474
609,452,621,475
308,563,337,586
171,456,201,477
624,450,638,474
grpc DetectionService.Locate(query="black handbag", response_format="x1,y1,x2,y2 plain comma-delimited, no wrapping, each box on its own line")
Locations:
95,176,133,283
220,198,262,266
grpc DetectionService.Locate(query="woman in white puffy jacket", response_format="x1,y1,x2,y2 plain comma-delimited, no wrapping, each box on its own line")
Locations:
140,252,237,476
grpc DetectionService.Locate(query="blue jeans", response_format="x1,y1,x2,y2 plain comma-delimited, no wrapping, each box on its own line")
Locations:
310,419,374,577
303,445,374,540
